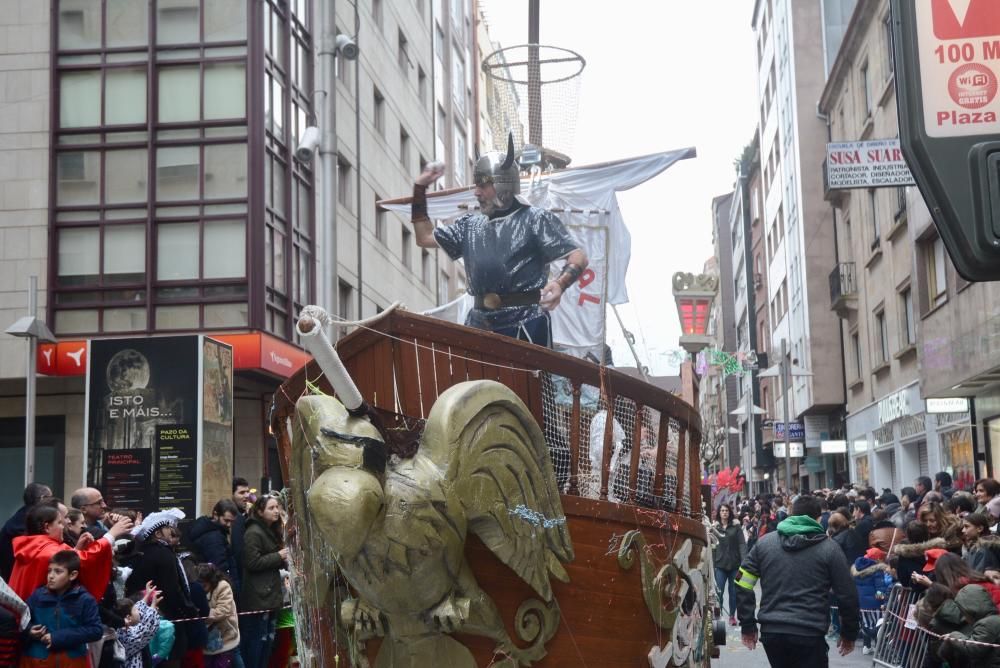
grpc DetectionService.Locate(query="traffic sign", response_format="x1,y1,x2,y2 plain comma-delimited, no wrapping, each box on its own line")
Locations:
892,0,1000,279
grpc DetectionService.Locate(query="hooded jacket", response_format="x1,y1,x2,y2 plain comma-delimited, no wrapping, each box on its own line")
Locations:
890,537,948,591
9,534,113,604
851,557,895,611
736,515,860,640
239,517,286,612
185,516,238,585
22,584,103,663
964,534,1000,573
0,507,27,582
939,584,1000,666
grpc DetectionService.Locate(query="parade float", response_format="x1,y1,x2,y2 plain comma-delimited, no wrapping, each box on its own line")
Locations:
268,303,722,667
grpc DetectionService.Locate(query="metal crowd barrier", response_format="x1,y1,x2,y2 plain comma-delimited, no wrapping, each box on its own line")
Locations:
872,585,929,668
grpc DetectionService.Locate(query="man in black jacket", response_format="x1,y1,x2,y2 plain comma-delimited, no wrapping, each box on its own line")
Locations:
185,499,240,589
736,495,859,667
0,482,50,580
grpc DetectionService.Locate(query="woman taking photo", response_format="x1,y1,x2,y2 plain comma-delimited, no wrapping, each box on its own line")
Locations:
9,503,131,602
240,495,289,668
711,503,745,626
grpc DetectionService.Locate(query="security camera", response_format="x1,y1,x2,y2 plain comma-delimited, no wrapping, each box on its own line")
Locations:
335,34,359,60
295,126,321,164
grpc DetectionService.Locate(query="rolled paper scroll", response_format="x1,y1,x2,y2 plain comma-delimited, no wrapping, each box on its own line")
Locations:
296,307,364,411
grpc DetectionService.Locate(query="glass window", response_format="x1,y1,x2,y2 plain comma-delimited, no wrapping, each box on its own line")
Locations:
204,144,248,199
204,0,247,42
271,77,285,135
204,62,246,119
156,305,199,329
105,149,149,204
105,68,147,125
203,220,246,278
927,237,948,307
58,0,101,50
156,146,200,201
271,158,286,215
103,224,146,284
57,151,101,206
902,288,916,345
157,0,200,45
107,0,148,48
876,311,889,363
273,229,286,292
103,308,147,332
60,71,101,128
401,226,412,269
54,309,99,334
452,45,465,116
159,66,200,122
204,303,248,327
157,222,199,280
57,227,99,285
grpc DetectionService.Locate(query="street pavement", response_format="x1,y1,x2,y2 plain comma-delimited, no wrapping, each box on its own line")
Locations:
714,622,873,667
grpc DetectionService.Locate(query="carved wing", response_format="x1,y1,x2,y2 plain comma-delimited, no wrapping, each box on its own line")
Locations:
420,380,574,601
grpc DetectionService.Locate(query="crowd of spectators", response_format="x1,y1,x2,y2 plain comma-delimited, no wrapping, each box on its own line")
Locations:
0,478,294,668
719,470,1000,664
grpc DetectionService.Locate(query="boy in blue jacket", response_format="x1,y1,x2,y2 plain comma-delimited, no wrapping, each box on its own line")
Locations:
21,550,103,668
852,546,896,656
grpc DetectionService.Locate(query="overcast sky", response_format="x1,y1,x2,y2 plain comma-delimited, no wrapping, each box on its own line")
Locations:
480,1,758,374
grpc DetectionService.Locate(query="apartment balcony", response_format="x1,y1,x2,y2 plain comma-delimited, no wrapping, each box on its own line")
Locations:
829,262,858,318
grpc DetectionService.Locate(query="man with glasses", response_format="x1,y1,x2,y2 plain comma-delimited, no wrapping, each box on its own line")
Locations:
70,487,109,540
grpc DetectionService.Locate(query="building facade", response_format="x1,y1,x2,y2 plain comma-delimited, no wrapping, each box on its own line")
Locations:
0,0,479,516
752,0,847,491
819,0,973,492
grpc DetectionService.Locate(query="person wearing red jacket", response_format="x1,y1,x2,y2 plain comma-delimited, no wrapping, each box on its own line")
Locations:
8,504,132,604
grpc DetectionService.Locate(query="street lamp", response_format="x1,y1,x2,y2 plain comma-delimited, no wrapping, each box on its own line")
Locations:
672,272,719,355
4,276,56,486
757,338,812,493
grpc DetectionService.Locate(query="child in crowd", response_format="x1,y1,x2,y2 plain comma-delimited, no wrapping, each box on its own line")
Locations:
197,564,240,668
21,550,103,668
115,581,163,668
852,546,896,656
961,512,1000,572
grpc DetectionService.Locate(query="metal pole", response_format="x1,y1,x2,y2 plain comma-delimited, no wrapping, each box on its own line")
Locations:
316,0,339,333
611,305,648,381
527,0,542,146
25,276,37,485
782,338,792,493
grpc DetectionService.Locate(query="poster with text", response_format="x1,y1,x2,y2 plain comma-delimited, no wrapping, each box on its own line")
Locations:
102,449,152,514
201,338,234,515
156,424,197,518
86,337,199,511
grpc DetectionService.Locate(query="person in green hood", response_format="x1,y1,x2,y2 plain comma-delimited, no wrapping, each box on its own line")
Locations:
939,583,1000,666
735,494,859,667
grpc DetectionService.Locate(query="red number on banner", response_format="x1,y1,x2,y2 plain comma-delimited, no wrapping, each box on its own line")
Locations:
578,292,600,306
578,268,596,288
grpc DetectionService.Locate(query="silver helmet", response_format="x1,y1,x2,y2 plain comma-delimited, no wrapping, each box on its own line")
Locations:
473,133,520,215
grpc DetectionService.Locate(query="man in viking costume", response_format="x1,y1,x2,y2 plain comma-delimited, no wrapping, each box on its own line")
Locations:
410,134,588,347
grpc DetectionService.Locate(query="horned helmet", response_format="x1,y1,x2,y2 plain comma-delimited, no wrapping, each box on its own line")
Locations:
472,132,520,216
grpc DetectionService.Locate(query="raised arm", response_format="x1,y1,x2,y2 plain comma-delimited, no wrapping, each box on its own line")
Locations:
412,162,446,248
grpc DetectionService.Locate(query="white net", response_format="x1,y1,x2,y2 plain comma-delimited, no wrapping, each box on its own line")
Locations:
481,44,584,163
541,374,687,514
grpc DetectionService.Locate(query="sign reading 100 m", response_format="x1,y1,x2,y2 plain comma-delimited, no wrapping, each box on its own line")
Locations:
892,0,1000,281
916,0,1000,136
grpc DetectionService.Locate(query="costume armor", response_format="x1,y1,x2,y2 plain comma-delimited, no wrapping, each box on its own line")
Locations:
473,133,520,216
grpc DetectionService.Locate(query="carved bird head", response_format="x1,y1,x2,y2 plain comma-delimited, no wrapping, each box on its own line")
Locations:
294,395,388,559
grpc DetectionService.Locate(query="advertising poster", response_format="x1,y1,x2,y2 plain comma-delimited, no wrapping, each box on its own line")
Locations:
156,424,198,518
201,338,234,515
102,450,152,513
87,337,199,514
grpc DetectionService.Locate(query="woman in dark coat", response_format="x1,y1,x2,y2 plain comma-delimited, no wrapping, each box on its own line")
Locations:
711,503,746,626
239,495,288,668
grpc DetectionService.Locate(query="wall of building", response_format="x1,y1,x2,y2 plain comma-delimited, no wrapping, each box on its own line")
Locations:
0,0,50,380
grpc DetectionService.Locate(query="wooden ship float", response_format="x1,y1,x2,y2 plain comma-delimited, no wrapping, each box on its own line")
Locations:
269,307,722,667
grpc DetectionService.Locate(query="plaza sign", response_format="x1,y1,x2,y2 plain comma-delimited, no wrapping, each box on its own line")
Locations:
826,139,916,189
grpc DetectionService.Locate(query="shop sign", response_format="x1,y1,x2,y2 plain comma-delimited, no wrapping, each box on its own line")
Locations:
853,439,869,453
826,139,916,188
821,440,848,454
878,389,913,424
774,421,805,440
774,442,805,457
926,397,970,413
